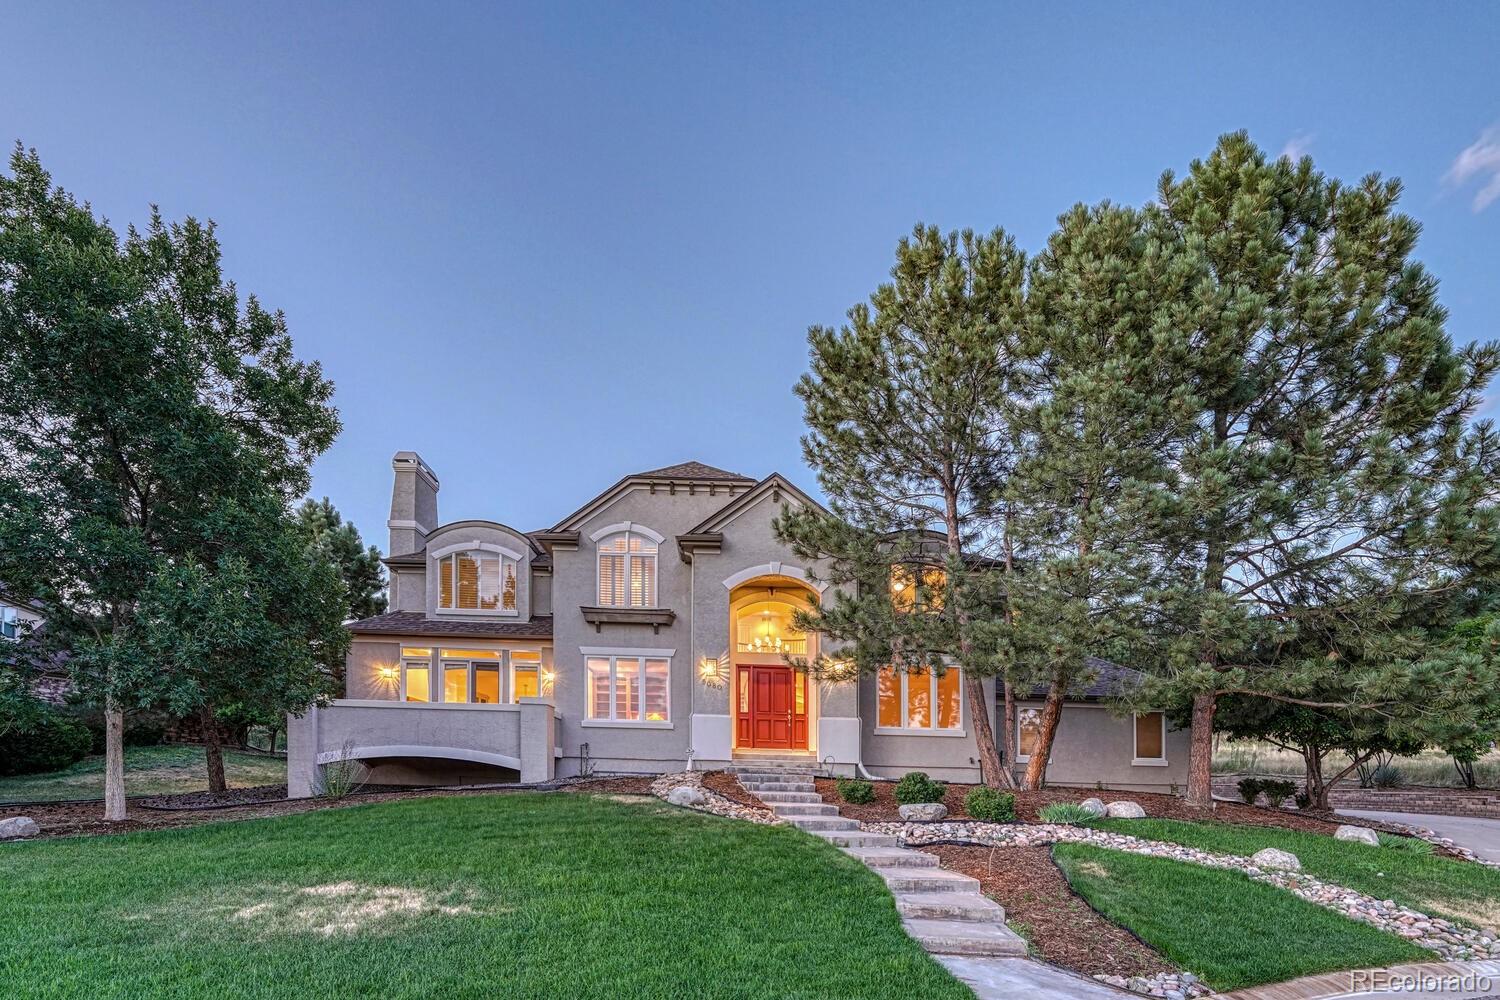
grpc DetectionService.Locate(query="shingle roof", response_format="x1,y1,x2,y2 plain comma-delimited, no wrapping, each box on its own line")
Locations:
348,612,553,639
633,461,755,482
1028,656,1146,701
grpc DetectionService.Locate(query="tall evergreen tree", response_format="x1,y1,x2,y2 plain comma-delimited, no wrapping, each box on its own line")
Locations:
1141,133,1500,805
295,496,387,621
0,147,340,818
777,225,1026,787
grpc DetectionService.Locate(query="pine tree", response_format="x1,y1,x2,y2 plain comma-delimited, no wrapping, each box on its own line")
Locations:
777,225,1026,787
295,497,388,621
1142,132,1500,805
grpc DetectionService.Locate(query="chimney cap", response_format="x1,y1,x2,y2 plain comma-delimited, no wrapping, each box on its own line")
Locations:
392,451,440,490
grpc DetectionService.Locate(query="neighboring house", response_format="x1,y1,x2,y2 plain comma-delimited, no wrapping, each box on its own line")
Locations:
0,593,43,642
0,591,71,704
287,453,1189,796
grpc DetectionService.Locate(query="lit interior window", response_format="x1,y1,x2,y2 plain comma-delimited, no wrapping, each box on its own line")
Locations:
404,664,430,702
511,651,542,702
1017,708,1042,758
877,665,962,731
586,654,669,723
438,551,517,611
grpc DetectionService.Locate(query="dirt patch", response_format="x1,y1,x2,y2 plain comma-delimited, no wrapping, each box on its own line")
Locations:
565,775,654,796
132,881,490,938
921,844,1175,981
702,771,766,810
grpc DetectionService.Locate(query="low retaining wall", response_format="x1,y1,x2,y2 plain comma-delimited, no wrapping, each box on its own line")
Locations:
1215,775,1500,819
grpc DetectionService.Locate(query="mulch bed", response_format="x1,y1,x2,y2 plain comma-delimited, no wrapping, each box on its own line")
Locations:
702,771,766,809
564,775,655,796
815,777,1347,835
138,784,289,810
921,843,1175,980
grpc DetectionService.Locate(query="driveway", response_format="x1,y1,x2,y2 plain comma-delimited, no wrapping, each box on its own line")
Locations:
1336,809,1500,863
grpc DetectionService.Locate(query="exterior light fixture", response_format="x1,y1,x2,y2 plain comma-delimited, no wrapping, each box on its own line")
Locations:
378,665,399,681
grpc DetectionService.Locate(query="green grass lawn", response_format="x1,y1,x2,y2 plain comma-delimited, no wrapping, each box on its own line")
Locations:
1053,843,1428,991
1094,818,1500,930
0,792,970,1000
0,744,286,802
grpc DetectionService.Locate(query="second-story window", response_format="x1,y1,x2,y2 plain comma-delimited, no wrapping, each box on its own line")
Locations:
597,530,657,607
0,606,18,640
438,550,518,612
890,563,947,612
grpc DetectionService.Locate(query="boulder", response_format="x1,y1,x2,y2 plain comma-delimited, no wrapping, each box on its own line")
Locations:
1105,800,1146,819
898,802,949,822
1079,797,1107,818
666,785,708,808
0,816,40,840
1335,824,1381,847
1250,847,1302,871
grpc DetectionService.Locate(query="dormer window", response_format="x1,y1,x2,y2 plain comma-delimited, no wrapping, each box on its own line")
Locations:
434,543,521,614
593,523,663,608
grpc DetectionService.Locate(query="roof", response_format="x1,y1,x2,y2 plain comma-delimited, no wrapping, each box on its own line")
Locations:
685,473,827,535
348,612,554,640
632,461,754,482
1028,656,1147,701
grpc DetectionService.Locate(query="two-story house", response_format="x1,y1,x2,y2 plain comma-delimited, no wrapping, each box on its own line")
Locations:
286,454,1189,796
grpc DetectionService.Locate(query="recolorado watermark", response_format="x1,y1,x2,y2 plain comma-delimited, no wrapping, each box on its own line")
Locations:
1349,969,1496,994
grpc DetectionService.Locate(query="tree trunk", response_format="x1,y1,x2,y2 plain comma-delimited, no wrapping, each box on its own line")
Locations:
1022,680,1066,791
1001,680,1016,778
103,701,127,821
1185,692,1217,806
200,703,227,794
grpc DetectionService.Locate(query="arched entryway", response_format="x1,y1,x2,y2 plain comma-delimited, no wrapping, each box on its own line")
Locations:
729,577,819,751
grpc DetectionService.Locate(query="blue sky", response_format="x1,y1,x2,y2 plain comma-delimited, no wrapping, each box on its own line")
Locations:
4,2,1497,552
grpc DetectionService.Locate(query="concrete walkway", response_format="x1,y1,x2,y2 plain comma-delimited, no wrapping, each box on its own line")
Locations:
1221,959,1500,999
937,956,1131,999
1337,809,1500,863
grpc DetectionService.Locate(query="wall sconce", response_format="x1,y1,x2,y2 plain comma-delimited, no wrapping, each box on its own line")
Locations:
541,669,556,696
378,665,399,681
698,656,727,686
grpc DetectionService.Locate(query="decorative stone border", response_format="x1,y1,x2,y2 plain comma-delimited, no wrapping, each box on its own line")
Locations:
868,821,1499,963
1370,818,1500,869
649,771,783,825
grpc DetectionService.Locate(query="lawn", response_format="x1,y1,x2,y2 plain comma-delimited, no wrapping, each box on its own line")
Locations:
1093,818,1500,930
1052,843,1428,991
0,792,970,1000
0,744,286,803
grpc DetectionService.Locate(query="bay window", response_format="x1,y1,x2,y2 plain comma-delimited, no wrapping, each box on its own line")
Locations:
585,653,670,725
875,665,962,732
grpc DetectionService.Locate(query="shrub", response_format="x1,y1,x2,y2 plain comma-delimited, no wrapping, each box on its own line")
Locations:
1260,778,1296,806
1039,802,1098,825
836,778,875,804
1237,777,1264,804
1370,764,1405,789
1377,832,1435,855
320,739,366,799
1294,791,1313,810
964,787,1016,823
894,771,946,805
0,708,94,776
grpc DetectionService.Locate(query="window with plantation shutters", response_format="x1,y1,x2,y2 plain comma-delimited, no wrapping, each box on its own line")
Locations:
436,548,519,614
596,529,658,608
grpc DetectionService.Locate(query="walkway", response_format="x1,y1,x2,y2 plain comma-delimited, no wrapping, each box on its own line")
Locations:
1338,809,1500,864
1220,958,1500,999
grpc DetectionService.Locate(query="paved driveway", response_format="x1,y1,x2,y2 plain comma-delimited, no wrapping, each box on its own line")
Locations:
1337,809,1500,863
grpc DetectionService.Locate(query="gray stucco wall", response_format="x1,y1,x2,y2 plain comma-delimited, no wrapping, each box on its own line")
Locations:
1010,700,1191,793
860,672,998,783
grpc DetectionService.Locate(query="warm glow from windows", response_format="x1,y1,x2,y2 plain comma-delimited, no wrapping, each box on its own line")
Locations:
401,647,432,657
597,530,657,608
444,664,468,702
511,650,542,703
438,551,517,612
891,564,947,611
1017,708,1041,758
404,665,430,702
587,655,669,723
439,648,501,659
735,598,807,654
877,665,961,730
474,664,500,703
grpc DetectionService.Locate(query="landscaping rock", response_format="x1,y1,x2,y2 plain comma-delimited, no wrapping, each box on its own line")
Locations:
1078,797,1107,818
0,816,40,840
898,802,948,822
1105,800,1146,819
1335,824,1381,847
666,785,708,808
1250,847,1301,871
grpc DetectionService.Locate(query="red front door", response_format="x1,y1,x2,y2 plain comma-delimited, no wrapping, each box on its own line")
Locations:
736,664,808,749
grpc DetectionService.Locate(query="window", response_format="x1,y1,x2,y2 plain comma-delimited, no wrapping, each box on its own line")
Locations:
597,529,657,607
1016,707,1042,760
404,661,430,702
891,564,946,612
876,665,962,732
585,654,670,724
511,650,541,702
735,596,807,654
1134,711,1166,765
437,549,518,613
0,606,17,641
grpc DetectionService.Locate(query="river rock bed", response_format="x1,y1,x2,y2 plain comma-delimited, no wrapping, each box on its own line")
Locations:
650,772,782,825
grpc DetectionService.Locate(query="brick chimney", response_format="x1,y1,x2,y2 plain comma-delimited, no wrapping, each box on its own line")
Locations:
388,451,439,556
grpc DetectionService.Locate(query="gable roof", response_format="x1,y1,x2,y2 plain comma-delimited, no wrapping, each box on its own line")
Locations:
1028,656,1147,702
632,461,754,482
549,460,758,531
686,472,827,535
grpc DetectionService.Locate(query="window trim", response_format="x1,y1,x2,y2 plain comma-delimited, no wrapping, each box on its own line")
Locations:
1014,706,1044,763
431,540,522,617
873,665,966,737
592,524,662,610
581,647,674,728
401,657,433,703
1132,711,1169,766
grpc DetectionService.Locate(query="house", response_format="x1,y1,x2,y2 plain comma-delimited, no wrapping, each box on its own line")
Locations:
286,454,1189,796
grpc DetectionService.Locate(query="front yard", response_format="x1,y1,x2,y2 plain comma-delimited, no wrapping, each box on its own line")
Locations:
0,791,968,1000
0,744,286,803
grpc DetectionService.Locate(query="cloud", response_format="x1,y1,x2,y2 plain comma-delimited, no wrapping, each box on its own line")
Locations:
1445,124,1500,212
1280,132,1315,161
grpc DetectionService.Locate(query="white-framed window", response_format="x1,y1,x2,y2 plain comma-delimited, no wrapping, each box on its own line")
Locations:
593,524,661,608
0,606,18,641
433,542,521,614
876,665,962,733
1015,707,1042,762
401,647,433,702
1133,711,1167,765
583,648,671,726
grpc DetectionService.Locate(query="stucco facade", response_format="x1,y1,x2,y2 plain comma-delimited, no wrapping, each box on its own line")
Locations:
286,453,1185,797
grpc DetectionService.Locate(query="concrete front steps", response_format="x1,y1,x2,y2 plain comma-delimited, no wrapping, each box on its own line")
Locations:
732,762,1026,960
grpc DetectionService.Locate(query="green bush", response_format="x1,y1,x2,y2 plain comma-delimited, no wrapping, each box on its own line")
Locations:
1237,777,1264,804
1371,764,1405,789
836,778,875,804
1377,832,1435,855
894,771,946,805
1039,802,1098,825
0,708,94,777
964,787,1015,823
1259,779,1296,806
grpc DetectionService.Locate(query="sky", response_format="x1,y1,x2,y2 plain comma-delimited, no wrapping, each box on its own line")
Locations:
3,2,1497,553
